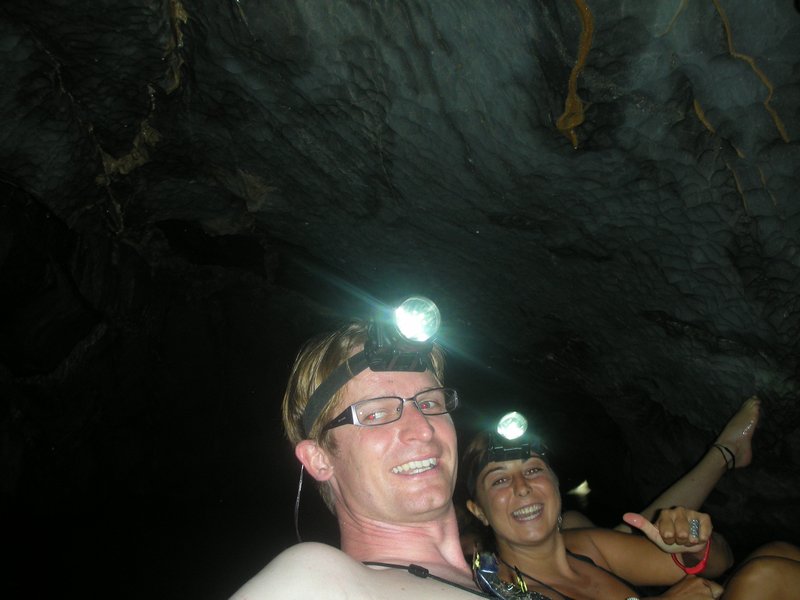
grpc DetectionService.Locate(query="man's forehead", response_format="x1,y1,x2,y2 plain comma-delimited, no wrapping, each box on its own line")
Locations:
341,368,439,401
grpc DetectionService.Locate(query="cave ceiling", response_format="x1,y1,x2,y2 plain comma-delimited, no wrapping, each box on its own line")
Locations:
2,1,800,597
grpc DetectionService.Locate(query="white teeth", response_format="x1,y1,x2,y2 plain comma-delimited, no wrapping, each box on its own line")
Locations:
512,504,543,519
392,457,438,474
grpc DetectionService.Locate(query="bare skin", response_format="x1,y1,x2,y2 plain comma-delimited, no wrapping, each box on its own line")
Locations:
714,395,760,469
721,541,800,599
563,396,761,532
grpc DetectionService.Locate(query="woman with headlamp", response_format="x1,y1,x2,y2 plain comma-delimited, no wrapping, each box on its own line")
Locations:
461,421,800,599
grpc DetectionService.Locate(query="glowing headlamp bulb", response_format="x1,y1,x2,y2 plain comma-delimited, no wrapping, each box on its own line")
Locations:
394,296,441,342
496,412,528,440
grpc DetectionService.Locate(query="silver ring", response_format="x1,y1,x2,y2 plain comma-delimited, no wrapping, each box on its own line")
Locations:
689,518,700,538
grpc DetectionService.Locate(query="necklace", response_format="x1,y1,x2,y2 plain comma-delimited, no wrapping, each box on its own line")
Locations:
496,555,568,598
363,561,492,597
497,554,641,600
473,552,554,600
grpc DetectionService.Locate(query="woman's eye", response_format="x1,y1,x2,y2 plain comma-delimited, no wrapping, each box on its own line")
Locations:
490,477,508,487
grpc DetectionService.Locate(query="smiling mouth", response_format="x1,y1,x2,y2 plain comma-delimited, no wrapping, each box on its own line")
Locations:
511,504,543,520
392,457,438,474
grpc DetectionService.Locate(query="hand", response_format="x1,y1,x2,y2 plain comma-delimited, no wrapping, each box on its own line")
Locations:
656,574,724,598
623,507,711,554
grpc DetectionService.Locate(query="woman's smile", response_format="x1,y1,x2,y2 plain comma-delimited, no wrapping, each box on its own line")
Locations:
511,503,543,521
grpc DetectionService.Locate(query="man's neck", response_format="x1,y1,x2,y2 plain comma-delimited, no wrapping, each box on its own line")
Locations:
337,504,473,586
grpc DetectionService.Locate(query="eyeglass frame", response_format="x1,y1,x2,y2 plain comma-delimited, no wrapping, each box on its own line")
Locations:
320,386,459,432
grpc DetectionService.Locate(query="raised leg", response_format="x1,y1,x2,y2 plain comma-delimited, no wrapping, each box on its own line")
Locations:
614,397,759,533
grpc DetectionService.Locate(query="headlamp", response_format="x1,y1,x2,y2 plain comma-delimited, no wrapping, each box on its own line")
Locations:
364,296,441,371
301,296,441,436
496,411,528,440
488,411,546,462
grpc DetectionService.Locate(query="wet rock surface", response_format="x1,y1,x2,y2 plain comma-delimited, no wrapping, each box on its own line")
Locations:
2,2,799,597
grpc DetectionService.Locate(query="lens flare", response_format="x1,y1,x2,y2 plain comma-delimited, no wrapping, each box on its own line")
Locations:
496,411,528,440
394,296,441,342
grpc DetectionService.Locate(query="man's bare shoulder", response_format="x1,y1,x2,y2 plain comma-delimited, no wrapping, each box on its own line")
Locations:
229,542,488,599
229,543,359,599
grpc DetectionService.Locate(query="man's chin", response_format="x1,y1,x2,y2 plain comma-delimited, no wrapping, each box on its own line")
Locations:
397,492,454,521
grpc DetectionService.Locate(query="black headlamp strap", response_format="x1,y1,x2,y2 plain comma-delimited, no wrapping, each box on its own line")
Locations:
302,351,370,436
487,442,532,463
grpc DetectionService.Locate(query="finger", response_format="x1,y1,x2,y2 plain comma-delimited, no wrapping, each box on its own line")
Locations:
622,512,647,529
699,513,713,540
672,511,691,545
658,509,680,545
684,513,713,546
705,579,724,599
622,513,662,545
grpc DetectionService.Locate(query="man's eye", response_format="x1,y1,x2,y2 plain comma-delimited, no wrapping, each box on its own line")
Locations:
364,410,389,422
525,467,543,476
418,399,438,411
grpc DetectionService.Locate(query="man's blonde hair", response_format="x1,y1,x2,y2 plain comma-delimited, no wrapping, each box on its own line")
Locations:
281,319,446,511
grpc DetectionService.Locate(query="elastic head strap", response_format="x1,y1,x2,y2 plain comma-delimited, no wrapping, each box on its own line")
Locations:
302,351,370,436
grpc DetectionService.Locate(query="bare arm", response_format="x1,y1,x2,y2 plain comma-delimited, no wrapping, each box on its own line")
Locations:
564,510,733,588
565,528,690,588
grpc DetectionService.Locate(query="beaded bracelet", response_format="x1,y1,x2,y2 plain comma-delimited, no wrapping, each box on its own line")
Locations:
672,539,711,575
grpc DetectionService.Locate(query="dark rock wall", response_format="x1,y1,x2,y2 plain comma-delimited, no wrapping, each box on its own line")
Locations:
2,1,799,598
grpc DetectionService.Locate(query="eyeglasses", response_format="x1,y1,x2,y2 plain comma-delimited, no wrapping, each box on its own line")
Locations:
321,387,459,432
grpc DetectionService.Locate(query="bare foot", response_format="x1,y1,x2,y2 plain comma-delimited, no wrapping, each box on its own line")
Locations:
715,396,761,469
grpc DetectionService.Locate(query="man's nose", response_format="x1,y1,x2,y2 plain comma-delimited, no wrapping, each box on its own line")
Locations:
397,399,434,440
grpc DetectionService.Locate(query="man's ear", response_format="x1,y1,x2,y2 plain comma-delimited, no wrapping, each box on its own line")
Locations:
295,439,334,482
467,499,489,526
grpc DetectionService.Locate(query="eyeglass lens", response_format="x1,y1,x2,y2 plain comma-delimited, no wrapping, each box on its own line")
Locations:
355,388,457,426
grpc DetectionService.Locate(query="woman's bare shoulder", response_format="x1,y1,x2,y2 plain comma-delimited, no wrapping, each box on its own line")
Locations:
562,527,620,566
563,526,655,571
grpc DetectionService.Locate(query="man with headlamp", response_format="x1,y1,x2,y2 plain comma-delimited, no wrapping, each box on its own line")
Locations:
230,297,557,599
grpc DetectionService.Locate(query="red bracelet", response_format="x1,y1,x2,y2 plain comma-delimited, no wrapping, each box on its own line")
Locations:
672,539,711,575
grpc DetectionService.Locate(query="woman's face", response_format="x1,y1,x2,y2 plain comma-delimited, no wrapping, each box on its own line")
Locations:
469,454,561,549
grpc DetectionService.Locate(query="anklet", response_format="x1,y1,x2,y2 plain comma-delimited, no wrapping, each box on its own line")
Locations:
713,443,736,470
